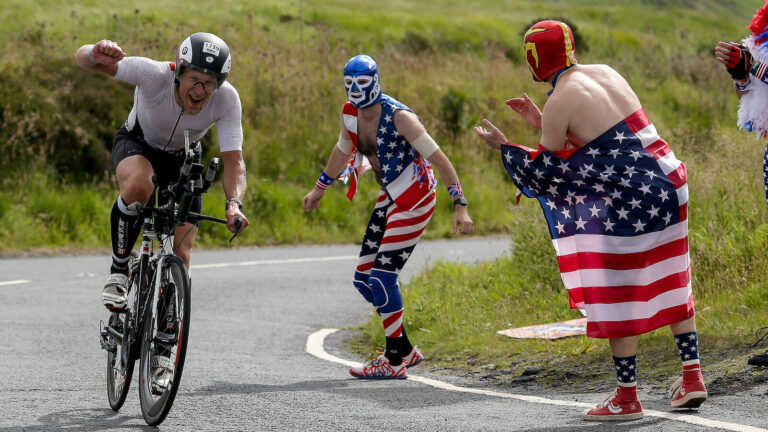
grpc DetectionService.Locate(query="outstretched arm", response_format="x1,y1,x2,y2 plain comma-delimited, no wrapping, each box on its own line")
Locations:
74,40,126,77
302,120,353,212
426,149,474,234
395,110,473,235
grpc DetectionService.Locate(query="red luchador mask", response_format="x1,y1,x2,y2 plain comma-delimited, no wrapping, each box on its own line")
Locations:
524,20,576,82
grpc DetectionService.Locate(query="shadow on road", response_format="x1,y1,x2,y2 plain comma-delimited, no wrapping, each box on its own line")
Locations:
1,408,156,432
190,377,497,410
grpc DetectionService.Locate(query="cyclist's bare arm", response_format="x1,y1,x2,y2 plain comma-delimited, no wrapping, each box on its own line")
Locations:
221,150,249,232
74,40,126,77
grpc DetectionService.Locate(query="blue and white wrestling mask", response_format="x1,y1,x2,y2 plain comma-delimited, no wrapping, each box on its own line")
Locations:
343,55,382,109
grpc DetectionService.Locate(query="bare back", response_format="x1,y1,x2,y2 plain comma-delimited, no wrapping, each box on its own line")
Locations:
541,64,642,150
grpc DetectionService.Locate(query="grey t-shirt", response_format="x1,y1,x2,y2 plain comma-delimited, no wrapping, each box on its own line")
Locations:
114,56,243,152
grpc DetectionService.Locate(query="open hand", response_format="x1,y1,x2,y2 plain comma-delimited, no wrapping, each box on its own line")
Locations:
715,41,752,81
714,41,741,67
506,93,542,129
474,119,508,150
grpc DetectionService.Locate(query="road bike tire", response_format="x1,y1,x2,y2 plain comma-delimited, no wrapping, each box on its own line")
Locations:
137,255,191,426
106,270,140,411
106,311,135,410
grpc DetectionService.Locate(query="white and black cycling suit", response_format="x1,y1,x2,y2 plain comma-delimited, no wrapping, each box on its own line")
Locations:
111,56,243,212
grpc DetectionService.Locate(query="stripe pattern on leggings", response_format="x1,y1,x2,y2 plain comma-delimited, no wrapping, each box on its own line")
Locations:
356,189,436,275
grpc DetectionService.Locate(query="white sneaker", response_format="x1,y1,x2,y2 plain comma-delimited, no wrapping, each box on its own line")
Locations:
102,273,129,310
151,355,173,395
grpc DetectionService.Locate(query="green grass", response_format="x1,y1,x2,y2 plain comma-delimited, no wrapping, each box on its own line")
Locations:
2,0,768,388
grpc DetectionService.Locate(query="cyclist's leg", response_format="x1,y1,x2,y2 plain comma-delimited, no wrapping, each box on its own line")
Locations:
172,223,198,271
104,131,155,309
111,128,155,274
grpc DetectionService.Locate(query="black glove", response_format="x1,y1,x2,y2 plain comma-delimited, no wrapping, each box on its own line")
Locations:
726,44,753,80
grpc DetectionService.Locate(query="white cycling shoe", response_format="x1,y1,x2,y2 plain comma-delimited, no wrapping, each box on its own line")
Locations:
102,273,129,310
151,355,173,395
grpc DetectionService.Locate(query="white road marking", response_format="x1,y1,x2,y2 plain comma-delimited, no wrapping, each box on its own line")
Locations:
307,328,768,432
0,280,29,286
192,255,357,269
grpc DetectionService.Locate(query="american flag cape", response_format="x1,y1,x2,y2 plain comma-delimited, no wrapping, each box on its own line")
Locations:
502,109,695,339
340,95,436,210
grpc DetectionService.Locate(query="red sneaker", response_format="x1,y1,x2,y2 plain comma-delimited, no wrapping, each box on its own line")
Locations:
582,390,644,422
350,355,407,379
669,376,708,408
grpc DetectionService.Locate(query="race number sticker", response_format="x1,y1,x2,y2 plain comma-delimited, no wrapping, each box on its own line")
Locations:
203,42,220,56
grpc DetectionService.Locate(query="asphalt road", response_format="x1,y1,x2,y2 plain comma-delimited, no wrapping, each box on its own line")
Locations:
1,237,767,431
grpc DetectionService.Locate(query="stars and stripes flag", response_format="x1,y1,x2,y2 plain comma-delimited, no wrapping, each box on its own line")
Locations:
501,109,695,339
340,98,436,211
339,103,370,201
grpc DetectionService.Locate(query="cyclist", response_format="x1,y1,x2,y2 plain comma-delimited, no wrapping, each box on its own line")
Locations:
75,33,249,310
75,34,249,388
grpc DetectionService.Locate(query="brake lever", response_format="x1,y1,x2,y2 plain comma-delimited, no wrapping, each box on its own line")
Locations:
229,218,243,243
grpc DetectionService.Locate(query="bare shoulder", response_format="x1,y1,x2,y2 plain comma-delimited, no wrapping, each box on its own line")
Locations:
393,109,425,138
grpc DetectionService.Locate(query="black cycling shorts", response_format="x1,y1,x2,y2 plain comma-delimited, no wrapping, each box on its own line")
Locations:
112,125,203,215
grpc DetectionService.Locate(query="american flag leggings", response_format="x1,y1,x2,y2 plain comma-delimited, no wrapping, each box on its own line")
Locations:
354,189,436,338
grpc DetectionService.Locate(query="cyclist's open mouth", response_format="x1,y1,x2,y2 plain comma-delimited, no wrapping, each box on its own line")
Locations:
188,94,204,107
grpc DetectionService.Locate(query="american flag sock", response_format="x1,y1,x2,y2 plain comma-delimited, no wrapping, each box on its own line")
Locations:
381,309,404,366
612,354,638,402
674,331,703,383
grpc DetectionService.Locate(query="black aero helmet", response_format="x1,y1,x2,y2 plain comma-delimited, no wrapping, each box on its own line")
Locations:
175,32,232,88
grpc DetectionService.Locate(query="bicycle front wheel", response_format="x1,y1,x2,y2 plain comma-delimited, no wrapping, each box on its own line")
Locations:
137,255,191,426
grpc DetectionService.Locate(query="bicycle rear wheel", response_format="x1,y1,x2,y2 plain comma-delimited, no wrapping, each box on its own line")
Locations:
138,255,191,426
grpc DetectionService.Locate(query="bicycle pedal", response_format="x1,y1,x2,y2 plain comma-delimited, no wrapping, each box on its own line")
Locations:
100,336,117,353
99,325,117,353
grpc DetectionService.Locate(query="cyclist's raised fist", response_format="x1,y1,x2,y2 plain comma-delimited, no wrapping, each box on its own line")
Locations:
91,39,126,65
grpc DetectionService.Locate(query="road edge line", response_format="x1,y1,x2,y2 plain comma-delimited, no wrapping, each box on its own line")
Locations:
306,328,768,432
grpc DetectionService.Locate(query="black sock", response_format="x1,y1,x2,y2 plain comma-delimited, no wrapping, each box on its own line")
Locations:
401,326,414,355
385,336,403,366
110,196,140,274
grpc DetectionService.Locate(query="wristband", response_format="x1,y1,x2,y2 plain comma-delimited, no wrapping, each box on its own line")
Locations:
88,46,98,65
735,77,751,91
446,182,463,200
226,197,243,211
751,60,768,83
316,171,334,190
